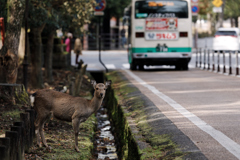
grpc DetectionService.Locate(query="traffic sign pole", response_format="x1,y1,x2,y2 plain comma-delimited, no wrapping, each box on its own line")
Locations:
191,0,199,48
212,0,224,27
94,0,108,72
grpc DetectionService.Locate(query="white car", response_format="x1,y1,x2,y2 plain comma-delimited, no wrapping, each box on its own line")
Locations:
213,28,240,53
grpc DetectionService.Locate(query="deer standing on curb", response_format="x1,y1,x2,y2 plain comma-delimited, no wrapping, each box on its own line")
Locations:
31,80,111,152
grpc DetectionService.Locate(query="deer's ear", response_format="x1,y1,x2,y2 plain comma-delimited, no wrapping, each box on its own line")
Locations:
91,80,96,88
105,80,112,89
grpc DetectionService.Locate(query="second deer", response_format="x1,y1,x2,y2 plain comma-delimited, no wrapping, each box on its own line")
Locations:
31,80,111,152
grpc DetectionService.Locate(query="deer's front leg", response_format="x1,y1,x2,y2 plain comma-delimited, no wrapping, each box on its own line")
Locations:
72,118,81,152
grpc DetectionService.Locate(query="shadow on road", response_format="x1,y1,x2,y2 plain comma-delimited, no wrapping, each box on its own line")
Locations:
134,68,190,72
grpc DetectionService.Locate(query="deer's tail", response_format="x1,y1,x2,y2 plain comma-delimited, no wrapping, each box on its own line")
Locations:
30,92,36,107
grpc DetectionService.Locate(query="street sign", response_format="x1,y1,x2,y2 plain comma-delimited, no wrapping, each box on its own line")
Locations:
213,7,222,13
94,11,104,16
192,6,199,15
191,0,199,16
94,0,106,12
212,0,223,7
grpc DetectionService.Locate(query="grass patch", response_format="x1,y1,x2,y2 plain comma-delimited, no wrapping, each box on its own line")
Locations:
0,105,24,135
2,110,21,120
28,114,96,160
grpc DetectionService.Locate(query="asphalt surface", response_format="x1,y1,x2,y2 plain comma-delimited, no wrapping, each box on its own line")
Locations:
121,68,240,160
120,72,208,159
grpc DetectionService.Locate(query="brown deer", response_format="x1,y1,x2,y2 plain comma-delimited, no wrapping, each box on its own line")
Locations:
31,80,111,152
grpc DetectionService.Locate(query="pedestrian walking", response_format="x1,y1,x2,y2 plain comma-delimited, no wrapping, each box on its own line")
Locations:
61,36,65,44
74,37,82,64
65,33,72,66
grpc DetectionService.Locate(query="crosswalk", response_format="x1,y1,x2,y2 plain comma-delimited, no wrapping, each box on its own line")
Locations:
106,64,129,70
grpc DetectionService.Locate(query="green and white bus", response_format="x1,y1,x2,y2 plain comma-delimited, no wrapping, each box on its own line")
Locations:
125,0,192,70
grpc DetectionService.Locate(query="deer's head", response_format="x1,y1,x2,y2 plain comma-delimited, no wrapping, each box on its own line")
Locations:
91,80,111,99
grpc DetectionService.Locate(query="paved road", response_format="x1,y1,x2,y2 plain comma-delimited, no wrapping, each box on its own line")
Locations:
121,69,240,160
71,50,129,70
73,49,240,159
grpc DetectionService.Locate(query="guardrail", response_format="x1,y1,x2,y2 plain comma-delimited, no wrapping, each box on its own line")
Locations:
195,49,239,76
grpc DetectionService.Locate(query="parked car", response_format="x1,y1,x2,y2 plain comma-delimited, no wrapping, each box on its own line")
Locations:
213,28,240,53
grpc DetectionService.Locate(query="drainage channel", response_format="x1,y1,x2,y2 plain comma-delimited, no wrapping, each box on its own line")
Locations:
94,107,118,160
90,71,118,160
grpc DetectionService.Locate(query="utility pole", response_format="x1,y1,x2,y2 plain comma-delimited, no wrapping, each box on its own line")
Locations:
219,0,225,27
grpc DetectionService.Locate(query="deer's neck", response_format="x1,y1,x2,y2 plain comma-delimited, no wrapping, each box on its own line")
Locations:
90,96,103,112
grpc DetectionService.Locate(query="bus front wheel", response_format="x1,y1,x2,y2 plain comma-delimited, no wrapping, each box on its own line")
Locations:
130,63,136,70
182,63,189,70
138,64,144,70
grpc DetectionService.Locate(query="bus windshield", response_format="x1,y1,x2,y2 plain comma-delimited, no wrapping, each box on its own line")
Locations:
135,0,188,19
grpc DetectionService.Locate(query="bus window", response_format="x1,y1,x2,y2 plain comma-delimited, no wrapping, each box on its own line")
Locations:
135,0,188,19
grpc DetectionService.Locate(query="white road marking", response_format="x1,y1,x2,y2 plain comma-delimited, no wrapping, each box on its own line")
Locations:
122,63,130,69
123,69,240,159
105,64,116,69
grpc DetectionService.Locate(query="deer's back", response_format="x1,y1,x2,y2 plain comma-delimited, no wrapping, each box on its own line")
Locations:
34,89,90,121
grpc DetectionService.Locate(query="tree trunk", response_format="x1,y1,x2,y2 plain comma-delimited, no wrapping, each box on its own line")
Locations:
18,28,25,65
0,0,25,84
30,24,45,89
230,18,234,27
219,0,226,27
210,13,216,36
44,31,54,82
234,17,239,28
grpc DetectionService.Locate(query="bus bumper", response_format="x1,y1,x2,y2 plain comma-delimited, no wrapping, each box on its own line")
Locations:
132,57,191,65
131,52,191,66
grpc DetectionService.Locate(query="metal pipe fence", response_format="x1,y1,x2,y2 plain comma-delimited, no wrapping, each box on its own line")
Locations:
86,33,126,50
195,49,240,76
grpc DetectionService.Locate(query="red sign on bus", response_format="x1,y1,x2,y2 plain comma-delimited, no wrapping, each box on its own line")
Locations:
145,18,178,31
